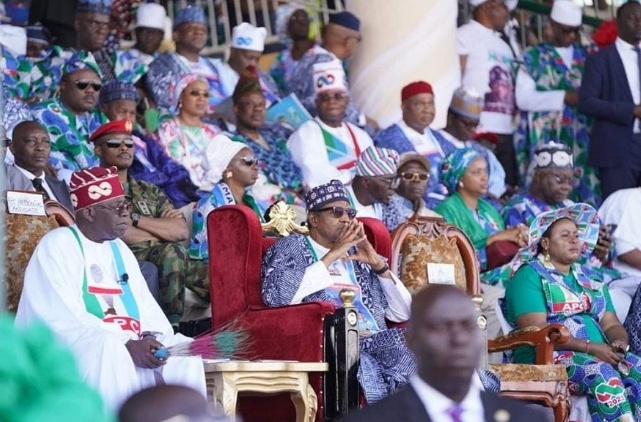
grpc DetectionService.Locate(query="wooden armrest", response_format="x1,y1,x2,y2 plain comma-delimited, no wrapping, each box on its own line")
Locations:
487,324,570,364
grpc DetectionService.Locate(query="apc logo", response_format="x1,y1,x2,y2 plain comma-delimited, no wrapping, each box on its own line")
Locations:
316,74,336,88
595,378,626,408
236,36,253,46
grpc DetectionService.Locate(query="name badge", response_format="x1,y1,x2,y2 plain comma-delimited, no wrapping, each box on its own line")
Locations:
6,190,46,216
427,263,456,285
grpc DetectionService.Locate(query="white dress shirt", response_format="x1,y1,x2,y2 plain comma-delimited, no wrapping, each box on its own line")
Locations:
15,165,58,201
410,374,485,422
515,46,573,112
615,37,641,132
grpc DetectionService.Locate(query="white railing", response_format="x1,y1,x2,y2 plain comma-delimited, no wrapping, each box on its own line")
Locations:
164,0,343,56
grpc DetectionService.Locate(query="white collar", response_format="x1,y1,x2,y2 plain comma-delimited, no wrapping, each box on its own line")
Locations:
398,119,428,138
15,164,45,181
616,37,640,50
410,374,484,420
469,19,496,35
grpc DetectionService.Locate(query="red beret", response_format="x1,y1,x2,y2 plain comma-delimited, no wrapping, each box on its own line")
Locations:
401,81,434,102
89,120,134,143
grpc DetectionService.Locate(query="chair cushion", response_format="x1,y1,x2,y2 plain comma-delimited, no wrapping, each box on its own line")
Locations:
488,363,568,383
6,214,59,312
399,233,467,294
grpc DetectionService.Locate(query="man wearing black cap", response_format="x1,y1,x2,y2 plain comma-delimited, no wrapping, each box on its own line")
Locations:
287,11,374,131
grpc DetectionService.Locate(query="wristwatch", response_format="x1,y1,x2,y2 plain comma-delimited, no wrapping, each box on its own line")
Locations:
131,212,141,228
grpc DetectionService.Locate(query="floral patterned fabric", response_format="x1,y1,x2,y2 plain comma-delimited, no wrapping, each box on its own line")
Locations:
514,43,600,207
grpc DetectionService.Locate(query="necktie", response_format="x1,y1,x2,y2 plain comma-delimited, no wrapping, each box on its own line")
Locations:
634,47,641,97
447,404,464,422
32,178,50,200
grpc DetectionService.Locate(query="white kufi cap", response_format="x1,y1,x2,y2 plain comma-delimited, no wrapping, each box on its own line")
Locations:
550,0,582,27
231,22,268,52
313,60,348,95
136,3,167,30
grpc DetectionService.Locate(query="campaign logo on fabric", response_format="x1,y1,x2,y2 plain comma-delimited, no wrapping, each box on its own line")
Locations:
103,315,141,336
549,284,585,314
316,74,336,89
595,378,626,409
236,37,253,46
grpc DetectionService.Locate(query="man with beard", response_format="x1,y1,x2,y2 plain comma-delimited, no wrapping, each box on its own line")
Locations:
93,120,209,328
262,179,416,403
5,121,74,211
374,81,455,209
15,165,206,411
286,60,373,188
30,51,107,177
145,5,228,119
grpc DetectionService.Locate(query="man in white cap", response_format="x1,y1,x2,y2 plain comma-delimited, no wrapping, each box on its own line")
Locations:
286,59,373,189
515,0,599,206
129,2,167,66
219,22,281,107
457,0,520,188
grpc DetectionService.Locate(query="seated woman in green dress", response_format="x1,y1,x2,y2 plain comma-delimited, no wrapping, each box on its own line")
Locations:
506,203,641,421
435,148,527,286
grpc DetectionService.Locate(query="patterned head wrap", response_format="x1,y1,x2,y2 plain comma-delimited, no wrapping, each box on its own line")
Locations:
440,148,483,194
69,166,125,211
275,2,307,37
355,147,399,177
305,180,350,212
99,80,140,105
514,203,600,267
171,74,208,106
232,65,262,104
173,5,206,30
62,51,102,77
77,0,112,15
532,142,573,170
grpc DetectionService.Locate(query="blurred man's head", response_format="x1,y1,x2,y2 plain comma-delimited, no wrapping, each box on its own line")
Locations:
91,120,135,171
232,66,266,131
446,86,483,142
173,6,208,55
10,121,51,176
322,11,361,60
118,385,219,422
74,0,112,52
59,52,103,114
353,147,400,205
99,81,140,122
530,142,574,205
401,81,435,134
313,60,349,126
550,0,582,47
134,3,166,55
395,153,430,203
228,23,268,74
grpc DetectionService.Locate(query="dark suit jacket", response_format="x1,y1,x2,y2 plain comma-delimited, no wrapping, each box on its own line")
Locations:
5,164,74,213
340,384,546,422
579,44,636,168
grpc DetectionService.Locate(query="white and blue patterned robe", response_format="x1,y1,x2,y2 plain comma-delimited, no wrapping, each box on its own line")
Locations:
261,234,417,403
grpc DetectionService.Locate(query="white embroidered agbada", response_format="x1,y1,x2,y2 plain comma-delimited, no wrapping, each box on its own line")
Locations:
15,225,206,411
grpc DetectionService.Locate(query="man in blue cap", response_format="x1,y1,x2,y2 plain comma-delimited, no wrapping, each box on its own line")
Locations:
146,5,228,120
287,11,376,133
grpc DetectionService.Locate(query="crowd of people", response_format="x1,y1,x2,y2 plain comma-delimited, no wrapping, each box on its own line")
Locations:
6,0,641,420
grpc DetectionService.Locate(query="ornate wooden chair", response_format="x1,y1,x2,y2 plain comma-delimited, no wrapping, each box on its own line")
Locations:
5,199,75,312
390,216,571,422
207,203,389,421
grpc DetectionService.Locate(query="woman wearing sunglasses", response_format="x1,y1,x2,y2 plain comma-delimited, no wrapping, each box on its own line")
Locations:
505,204,641,421
189,138,265,261
156,75,222,192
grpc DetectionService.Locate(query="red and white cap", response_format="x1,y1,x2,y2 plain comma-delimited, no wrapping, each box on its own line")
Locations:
69,166,125,211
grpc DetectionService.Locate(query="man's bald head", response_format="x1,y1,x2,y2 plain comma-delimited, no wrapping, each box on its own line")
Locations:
118,384,215,422
406,285,482,393
9,121,51,176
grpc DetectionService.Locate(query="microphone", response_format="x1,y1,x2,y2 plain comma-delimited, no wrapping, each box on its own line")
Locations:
119,273,129,284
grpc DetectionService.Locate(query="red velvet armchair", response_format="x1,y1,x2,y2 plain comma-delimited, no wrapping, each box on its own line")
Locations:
207,205,391,421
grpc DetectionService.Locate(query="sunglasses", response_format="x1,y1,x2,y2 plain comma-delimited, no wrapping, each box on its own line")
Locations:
94,201,132,214
561,27,581,35
102,138,134,149
74,80,102,91
317,92,348,102
317,206,358,220
240,156,259,166
400,172,429,182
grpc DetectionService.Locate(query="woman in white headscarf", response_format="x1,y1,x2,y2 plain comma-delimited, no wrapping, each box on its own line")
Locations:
189,137,265,261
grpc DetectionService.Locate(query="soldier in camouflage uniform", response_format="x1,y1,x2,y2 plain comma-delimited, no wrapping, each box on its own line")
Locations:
92,120,208,326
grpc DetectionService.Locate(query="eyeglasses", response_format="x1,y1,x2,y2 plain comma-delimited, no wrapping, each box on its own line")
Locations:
94,201,132,215
400,172,429,182
317,92,348,102
317,206,358,220
240,156,260,166
85,19,110,31
187,90,210,99
561,26,581,35
74,80,102,91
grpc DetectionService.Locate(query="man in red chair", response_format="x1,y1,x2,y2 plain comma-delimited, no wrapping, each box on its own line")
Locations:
261,179,415,403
